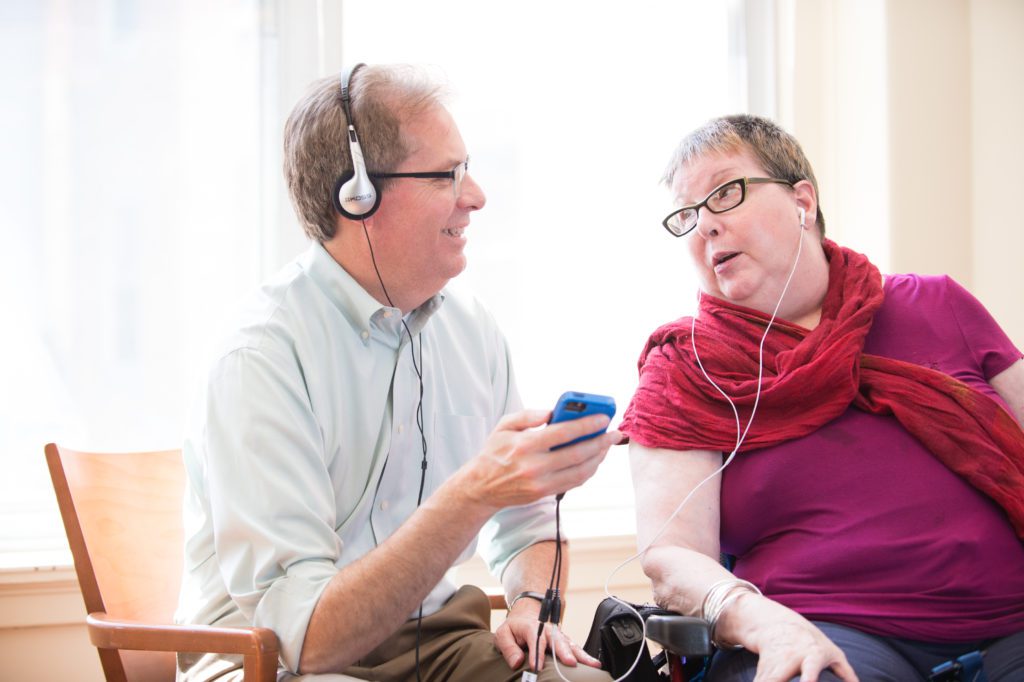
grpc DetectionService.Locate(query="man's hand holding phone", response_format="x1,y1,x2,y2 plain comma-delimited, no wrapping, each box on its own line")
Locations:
453,393,621,513
548,391,617,450
547,392,617,499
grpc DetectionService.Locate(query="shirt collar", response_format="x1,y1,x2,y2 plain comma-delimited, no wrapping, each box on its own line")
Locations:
302,242,445,344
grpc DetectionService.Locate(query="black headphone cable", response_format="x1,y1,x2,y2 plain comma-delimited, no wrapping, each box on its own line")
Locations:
361,219,430,681
530,497,564,677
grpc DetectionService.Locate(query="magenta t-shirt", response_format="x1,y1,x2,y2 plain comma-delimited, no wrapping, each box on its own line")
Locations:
719,274,1024,642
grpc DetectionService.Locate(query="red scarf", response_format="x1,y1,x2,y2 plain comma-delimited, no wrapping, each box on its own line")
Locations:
621,240,1024,539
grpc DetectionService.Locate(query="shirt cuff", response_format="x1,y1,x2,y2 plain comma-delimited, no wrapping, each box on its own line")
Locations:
251,559,336,673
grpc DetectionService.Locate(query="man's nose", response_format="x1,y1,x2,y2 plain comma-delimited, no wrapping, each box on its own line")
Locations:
458,173,486,211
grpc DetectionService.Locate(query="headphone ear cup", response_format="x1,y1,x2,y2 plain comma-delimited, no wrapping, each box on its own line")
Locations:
333,170,382,220
334,65,380,221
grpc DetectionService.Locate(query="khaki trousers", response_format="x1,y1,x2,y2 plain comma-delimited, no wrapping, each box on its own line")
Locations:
181,585,612,682
341,585,612,682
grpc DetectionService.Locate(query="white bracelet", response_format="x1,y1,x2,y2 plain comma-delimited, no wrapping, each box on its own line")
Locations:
700,578,761,650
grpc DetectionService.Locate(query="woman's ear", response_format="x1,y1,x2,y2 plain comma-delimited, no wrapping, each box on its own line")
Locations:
793,179,818,232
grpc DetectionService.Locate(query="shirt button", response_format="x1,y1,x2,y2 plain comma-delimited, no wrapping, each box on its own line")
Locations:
361,330,369,340
380,500,390,511
383,310,393,318
398,424,404,434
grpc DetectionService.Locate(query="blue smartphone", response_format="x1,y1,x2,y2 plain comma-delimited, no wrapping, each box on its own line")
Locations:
549,391,616,450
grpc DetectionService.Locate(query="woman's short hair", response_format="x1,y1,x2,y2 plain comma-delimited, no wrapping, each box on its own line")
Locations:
283,64,446,242
662,114,826,234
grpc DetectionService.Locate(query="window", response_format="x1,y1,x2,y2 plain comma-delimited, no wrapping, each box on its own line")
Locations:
339,0,753,537
1,0,759,563
0,0,271,564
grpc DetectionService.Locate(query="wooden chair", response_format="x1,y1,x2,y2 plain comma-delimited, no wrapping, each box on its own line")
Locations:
45,443,279,682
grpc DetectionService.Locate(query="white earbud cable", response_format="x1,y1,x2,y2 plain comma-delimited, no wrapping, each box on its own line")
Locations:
573,219,807,682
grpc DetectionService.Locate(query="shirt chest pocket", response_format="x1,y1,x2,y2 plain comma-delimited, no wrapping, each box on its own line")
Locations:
429,413,488,485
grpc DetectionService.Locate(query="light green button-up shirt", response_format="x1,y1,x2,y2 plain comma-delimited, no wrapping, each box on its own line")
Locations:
177,242,556,672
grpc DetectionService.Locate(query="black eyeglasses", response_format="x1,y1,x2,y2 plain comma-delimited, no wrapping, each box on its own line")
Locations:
662,176,794,237
370,158,469,199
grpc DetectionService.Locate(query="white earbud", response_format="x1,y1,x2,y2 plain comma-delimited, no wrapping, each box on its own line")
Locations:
799,207,806,229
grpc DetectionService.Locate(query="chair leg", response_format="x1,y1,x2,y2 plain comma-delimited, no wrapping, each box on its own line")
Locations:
96,647,129,682
242,651,278,682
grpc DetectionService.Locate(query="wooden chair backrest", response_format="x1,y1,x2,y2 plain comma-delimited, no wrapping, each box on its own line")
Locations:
46,443,185,681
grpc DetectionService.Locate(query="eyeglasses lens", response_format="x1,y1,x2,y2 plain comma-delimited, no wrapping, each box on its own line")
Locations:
708,180,744,212
667,179,746,236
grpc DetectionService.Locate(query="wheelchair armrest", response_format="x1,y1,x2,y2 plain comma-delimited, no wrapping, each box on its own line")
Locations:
645,614,712,657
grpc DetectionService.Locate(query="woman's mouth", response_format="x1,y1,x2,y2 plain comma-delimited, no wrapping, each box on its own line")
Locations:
713,251,740,270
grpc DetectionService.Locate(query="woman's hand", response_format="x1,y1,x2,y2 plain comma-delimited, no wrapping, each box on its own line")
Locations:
718,593,858,682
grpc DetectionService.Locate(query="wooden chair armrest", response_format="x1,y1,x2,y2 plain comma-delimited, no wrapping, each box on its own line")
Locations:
483,586,508,610
87,612,279,656
87,612,280,682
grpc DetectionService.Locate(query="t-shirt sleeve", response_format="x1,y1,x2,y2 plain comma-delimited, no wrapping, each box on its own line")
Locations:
942,276,1023,379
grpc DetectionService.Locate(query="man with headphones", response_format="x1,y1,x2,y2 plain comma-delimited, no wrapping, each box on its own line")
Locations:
176,63,618,682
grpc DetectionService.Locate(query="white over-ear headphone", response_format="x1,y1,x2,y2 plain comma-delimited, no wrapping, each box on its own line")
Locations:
799,207,806,230
333,63,383,220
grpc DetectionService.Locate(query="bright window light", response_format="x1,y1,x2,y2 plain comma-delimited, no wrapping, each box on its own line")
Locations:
0,0,753,562
339,0,748,537
0,0,265,563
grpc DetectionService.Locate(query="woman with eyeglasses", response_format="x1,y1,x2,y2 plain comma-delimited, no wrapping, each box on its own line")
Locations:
619,114,1024,682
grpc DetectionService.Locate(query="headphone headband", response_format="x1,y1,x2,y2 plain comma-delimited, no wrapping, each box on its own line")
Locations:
334,62,381,220
339,63,365,123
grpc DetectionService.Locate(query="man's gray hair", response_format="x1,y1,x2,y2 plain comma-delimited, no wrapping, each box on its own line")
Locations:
283,64,447,242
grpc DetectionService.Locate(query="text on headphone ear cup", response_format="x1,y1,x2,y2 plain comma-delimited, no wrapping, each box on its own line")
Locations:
334,171,382,220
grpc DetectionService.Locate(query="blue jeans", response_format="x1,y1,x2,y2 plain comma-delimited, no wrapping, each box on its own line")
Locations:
706,621,1024,682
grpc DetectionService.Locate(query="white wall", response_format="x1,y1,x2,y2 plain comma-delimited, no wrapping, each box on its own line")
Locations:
782,0,1024,346
0,566,104,681
970,0,1024,347
887,1,974,284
